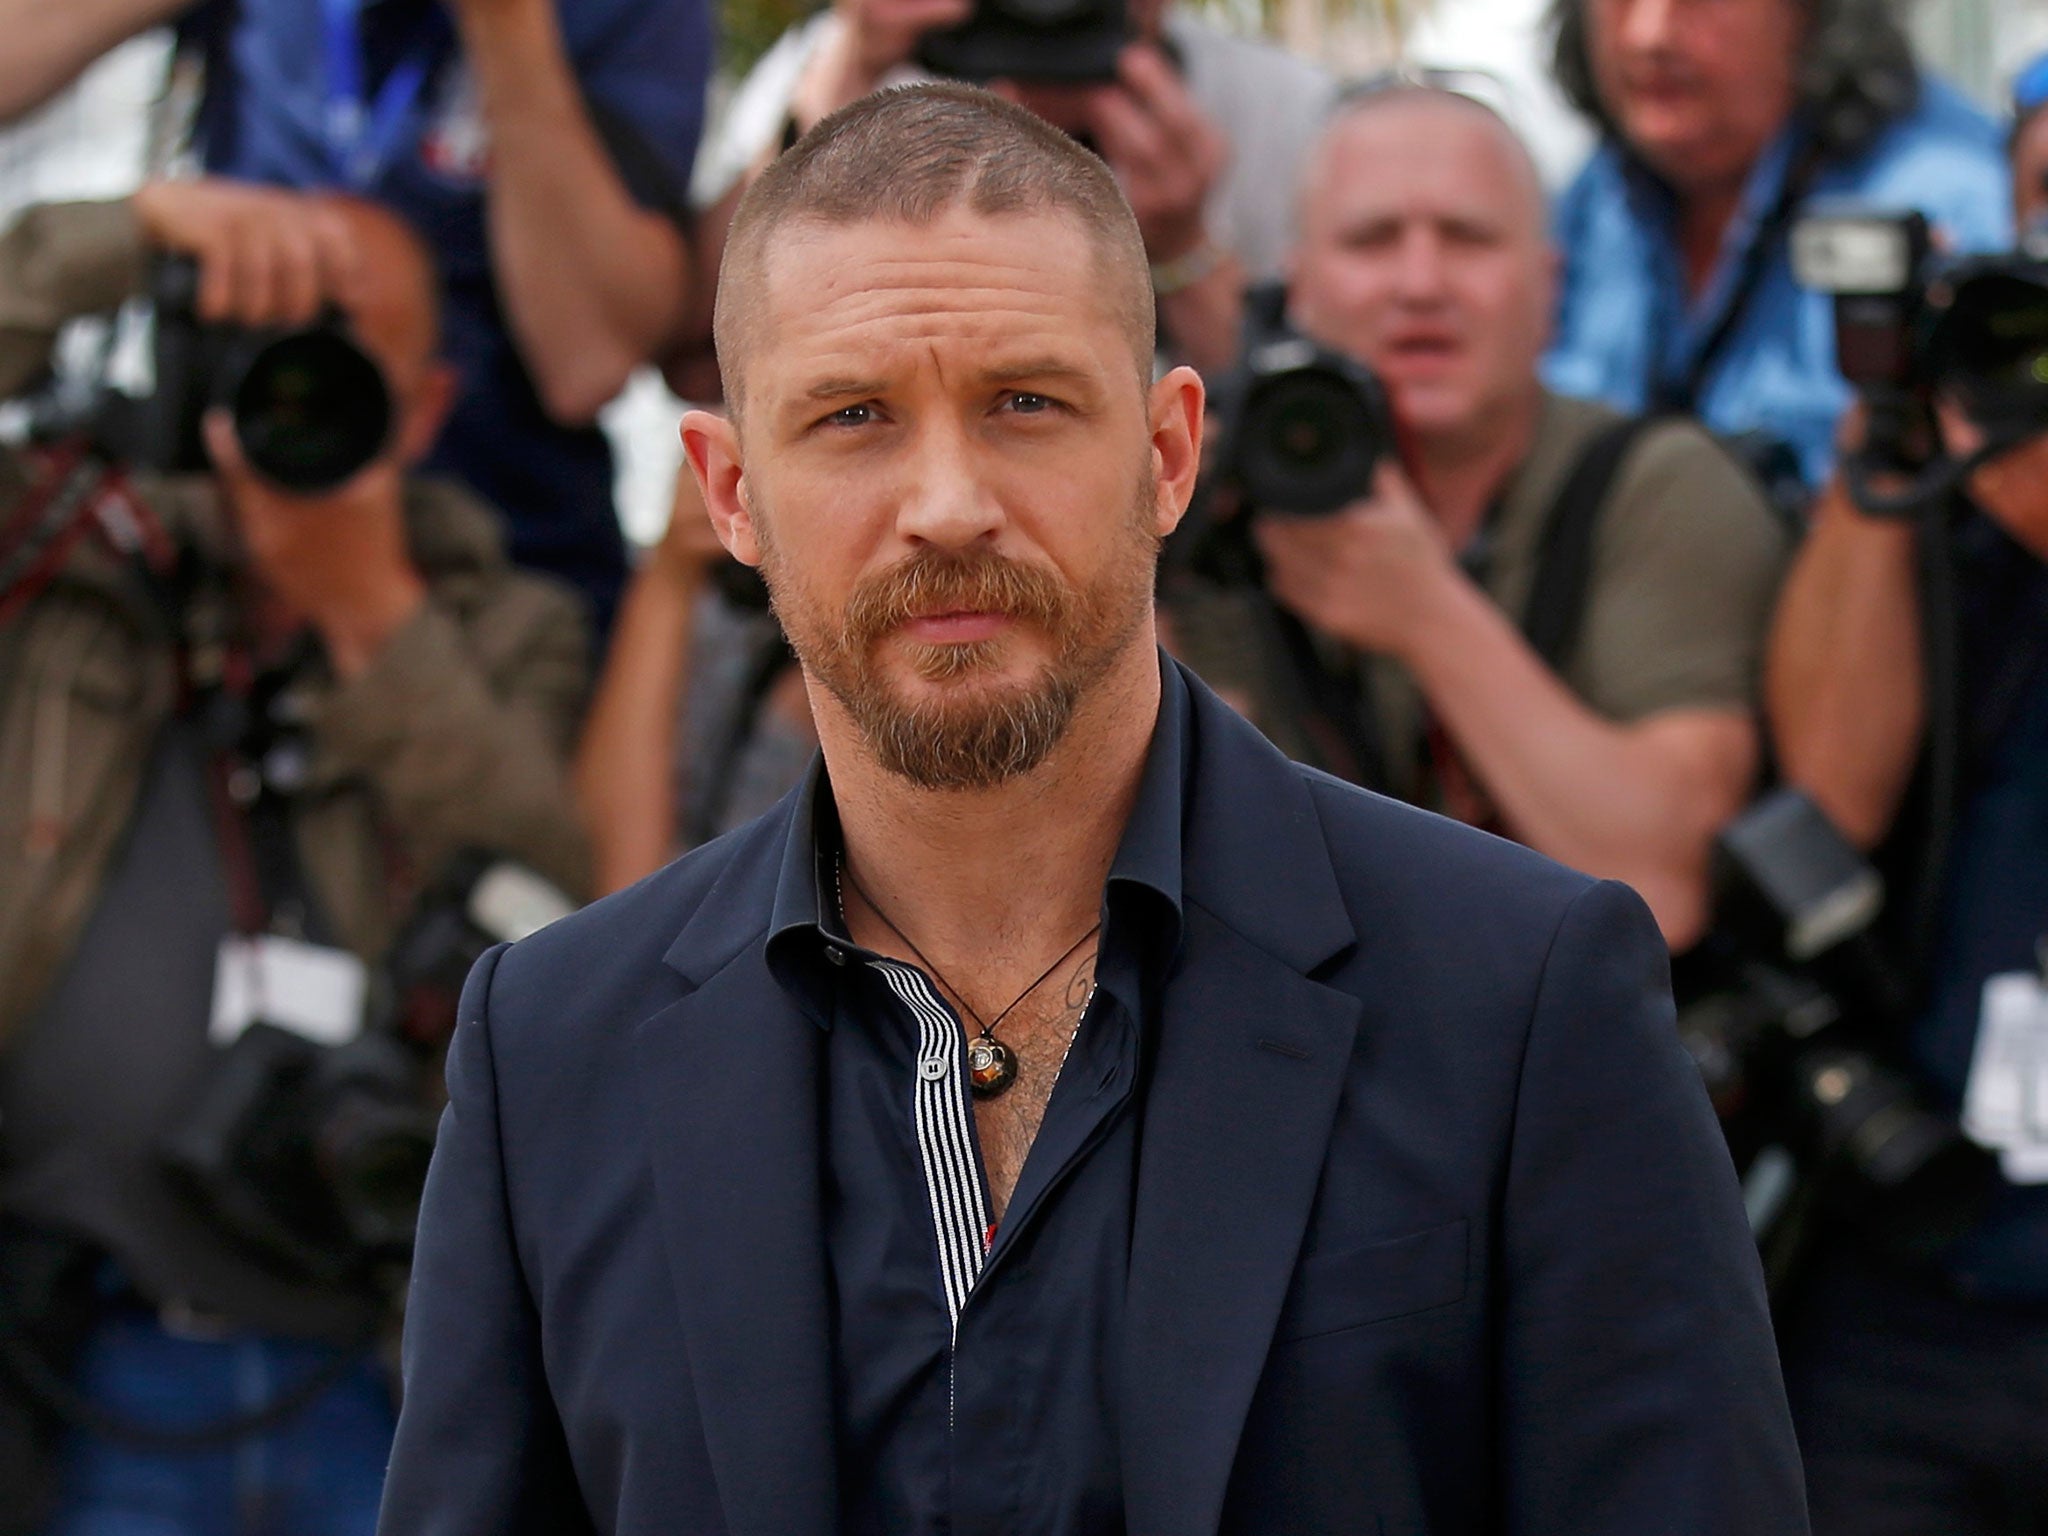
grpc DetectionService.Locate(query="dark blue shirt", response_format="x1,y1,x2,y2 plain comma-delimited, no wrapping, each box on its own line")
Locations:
188,0,714,632
1910,513,2048,1301
763,665,1191,1534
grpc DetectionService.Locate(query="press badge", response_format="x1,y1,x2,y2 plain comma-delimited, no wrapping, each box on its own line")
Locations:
1961,969,2048,1184
209,935,368,1049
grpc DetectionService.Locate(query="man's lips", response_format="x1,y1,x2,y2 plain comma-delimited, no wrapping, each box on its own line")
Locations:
898,610,1012,644
1380,334,1464,374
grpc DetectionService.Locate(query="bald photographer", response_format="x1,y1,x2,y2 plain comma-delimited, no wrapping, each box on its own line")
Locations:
1173,86,1788,950
0,181,587,1533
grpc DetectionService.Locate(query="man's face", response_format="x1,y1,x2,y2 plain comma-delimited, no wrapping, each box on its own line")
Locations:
1584,0,1805,194
2013,109,2048,234
1288,100,1555,449
702,206,1197,790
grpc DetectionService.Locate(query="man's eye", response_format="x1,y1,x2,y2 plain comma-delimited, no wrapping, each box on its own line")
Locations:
1005,392,1055,415
825,404,875,428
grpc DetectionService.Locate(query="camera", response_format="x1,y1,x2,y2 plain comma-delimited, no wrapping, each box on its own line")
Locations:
157,854,574,1286
1680,789,1995,1277
917,0,1128,84
1210,284,1394,518
89,256,393,495
1793,202,2048,510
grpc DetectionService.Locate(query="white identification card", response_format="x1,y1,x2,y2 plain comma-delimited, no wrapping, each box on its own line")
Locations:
209,935,368,1048
1961,970,2048,1184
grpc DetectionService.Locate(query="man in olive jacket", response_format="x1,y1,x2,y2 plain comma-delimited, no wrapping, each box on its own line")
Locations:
0,181,589,1532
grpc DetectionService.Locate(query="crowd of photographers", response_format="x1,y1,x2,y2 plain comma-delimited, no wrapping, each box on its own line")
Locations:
0,0,2043,1532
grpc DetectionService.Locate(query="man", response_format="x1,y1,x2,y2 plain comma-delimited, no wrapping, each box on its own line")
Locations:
0,181,587,1531
689,0,1333,378
2013,51,2048,233
0,0,713,635
381,83,1805,1535
1544,0,2007,488
1178,86,1786,951
1764,74,2048,1529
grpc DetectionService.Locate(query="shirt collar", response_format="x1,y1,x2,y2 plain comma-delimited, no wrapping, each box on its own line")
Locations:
763,652,1192,1027
1619,116,1808,328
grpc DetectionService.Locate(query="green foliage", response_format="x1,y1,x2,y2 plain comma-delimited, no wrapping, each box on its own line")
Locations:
722,0,824,77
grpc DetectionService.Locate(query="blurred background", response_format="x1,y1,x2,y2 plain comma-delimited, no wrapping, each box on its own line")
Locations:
12,0,2039,549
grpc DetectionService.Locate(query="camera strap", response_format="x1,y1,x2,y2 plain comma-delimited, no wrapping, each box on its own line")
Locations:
193,644,327,945
1519,414,1661,675
1650,144,1824,417
0,442,175,629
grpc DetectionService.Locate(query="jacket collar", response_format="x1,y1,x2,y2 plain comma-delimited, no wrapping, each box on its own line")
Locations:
640,654,1363,1536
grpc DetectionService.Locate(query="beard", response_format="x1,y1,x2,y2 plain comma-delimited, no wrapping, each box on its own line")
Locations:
756,471,1161,791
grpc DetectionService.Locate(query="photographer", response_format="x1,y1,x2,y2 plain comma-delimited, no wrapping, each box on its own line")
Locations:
1179,86,1787,950
1543,0,2008,491
0,0,714,638
1764,92,2048,1529
0,182,587,1531
696,0,1333,378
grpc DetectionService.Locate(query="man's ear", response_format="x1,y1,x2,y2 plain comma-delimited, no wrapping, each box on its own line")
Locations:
1147,365,1206,539
680,409,762,566
394,362,458,467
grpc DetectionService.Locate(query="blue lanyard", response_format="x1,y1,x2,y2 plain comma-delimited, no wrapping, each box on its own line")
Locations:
319,0,450,189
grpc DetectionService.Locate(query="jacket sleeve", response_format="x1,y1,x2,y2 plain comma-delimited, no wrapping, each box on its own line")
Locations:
0,199,146,399
311,579,593,900
1497,879,1809,1536
379,944,595,1536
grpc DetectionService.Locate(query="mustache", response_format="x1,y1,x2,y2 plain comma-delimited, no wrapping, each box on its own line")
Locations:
841,546,1071,648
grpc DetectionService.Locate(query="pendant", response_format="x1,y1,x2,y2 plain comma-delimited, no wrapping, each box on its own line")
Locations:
967,1035,1018,1098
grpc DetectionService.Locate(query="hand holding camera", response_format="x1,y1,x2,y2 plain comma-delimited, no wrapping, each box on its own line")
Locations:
1253,460,1461,659
1059,42,1224,265
132,179,363,332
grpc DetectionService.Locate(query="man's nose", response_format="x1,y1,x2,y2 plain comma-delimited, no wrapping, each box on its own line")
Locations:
1394,228,1448,303
1615,0,1679,54
894,427,1006,550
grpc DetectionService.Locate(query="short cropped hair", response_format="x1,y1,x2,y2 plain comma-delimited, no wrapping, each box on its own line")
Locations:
713,82,1156,416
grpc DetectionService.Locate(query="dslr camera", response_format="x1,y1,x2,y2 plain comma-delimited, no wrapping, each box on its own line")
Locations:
918,0,1128,84
1793,202,2048,512
1208,283,1394,522
1680,789,1995,1286
158,853,574,1287
48,255,393,495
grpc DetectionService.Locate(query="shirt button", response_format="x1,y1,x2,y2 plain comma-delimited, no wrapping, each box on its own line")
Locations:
919,1057,949,1082
824,945,847,966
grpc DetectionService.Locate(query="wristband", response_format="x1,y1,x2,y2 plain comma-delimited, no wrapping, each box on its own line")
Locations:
1149,239,1226,297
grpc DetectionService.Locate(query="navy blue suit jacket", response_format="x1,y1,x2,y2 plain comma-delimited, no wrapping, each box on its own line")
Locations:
379,666,1807,1536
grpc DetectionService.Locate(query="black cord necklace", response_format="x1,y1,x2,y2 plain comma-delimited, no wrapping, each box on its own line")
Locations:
837,856,1099,1099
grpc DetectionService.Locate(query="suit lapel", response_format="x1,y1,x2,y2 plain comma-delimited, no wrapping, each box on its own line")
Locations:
1121,669,1366,1536
633,943,837,1536
1121,914,1360,1536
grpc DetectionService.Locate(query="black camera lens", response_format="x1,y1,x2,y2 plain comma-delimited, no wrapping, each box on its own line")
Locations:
230,329,392,495
1235,365,1386,515
993,0,1093,23
1795,1044,1995,1252
1931,268,2048,430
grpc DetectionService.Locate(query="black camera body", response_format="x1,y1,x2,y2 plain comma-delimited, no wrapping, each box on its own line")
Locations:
1682,789,1995,1276
158,854,574,1286
917,0,1127,83
1793,202,2048,507
91,256,393,495
1211,286,1395,518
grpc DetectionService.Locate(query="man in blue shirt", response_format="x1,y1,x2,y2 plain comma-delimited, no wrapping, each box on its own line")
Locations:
1765,76,2048,1523
1542,0,2007,490
0,0,713,635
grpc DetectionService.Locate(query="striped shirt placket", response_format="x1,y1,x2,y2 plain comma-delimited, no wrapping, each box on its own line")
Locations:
871,959,990,1334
